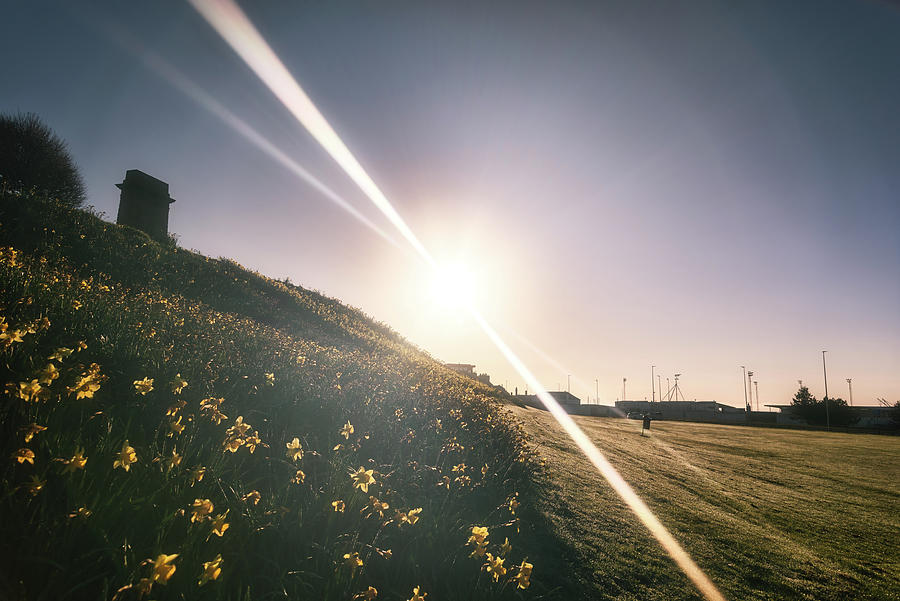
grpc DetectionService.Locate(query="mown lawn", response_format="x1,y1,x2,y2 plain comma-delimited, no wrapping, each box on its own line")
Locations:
509,405,900,601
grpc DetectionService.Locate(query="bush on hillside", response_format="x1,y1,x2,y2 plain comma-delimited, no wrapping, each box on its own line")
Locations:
0,112,85,208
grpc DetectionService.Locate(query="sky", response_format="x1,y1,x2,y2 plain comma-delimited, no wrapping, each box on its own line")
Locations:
3,0,899,407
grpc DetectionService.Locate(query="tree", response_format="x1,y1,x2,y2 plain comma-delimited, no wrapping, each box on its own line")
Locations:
0,112,85,208
789,386,858,426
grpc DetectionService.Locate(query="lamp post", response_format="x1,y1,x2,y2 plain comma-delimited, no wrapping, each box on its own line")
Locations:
754,381,759,411
822,350,830,431
741,366,748,412
747,370,754,413
651,365,656,403
658,374,662,402
846,378,853,406
623,378,627,401
595,379,599,405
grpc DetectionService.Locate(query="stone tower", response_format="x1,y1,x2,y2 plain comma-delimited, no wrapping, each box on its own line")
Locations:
115,170,175,240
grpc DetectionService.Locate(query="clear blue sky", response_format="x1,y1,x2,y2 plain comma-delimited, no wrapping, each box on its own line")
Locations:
3,0,899,406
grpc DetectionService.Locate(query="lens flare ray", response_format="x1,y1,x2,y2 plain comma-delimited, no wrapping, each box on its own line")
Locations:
92,16,399,248
188,0,434,267
187,2,726,599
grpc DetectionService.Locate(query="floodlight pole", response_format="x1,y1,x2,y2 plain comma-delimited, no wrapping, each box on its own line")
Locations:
822,350,830,431
658,374,662,402
623,378,627,401
595,378,599,404
754,381,759,411
846,378,853,406
567,374,571,393
651,365,656,403
747,370,754,413
741,366,748,412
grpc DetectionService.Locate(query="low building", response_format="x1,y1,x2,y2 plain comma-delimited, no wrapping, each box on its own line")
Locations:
444,363,476,378
615,400,746,424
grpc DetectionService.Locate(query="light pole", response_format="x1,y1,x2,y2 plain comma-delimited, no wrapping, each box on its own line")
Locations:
567,374,571,393
623,378,627,401
747,370,754,413
658,374,662,402
846,378,853,406
666,377,670,401
651,365,656,403
595,379,599,404
754,381,759,411
822,350,830,431
741,366,748,412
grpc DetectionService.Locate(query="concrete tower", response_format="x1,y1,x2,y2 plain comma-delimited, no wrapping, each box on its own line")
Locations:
115,170,174,240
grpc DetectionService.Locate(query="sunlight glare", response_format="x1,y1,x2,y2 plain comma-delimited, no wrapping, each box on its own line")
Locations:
429,261,478,313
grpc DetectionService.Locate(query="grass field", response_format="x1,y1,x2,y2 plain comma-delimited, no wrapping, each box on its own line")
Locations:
508,405,900,601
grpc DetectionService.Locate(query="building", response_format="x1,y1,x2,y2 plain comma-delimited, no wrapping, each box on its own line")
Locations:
116,170,175,240
444,363,476,378
615,400,747,424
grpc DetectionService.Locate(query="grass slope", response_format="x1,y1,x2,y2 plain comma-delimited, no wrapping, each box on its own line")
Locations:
509,405,900,601
0,191,564,601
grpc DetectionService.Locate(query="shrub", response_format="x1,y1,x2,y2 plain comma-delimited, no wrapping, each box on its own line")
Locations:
0,112,85,208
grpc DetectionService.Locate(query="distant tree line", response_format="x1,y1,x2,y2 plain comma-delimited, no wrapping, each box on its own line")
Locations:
0,112,85,208
789,385,857,427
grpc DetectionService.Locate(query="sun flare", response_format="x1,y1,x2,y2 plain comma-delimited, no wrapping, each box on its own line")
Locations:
429,261,478,311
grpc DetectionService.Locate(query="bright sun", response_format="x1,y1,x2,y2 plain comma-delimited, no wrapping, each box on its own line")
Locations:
428,261,478,312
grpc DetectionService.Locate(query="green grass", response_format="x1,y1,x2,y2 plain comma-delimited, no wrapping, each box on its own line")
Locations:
509,405,900,601
0,191,568,600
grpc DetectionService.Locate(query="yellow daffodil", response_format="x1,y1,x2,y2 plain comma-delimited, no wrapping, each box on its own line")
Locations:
285,437,303,462
265,372,275,385
353,586,378,600
514,560,533,589
22,423,47,443
332,499,345,513
17,379,43,402
210,511,229,537
113,441,137,471
245,431,262,453
350,467,375,493
48,347,74,362
14,448,35,465
228,416,251,438
164,449,182,472
170,374,188,394
408,586,427,601
68,364,104,399
25,475,45,495
292,469,306,484
484,553,506,581
76,341,87,352
61,448,88,473
242,490,261,505
68,506,92,519
190,466,206,486
499,537,512,557
452,463,466,473
406,507,422,525
342,552,363,574
150,554,178,584
199,554,223,586
133,377,154,395
38,363,59,385
340,420,354,439
166,400,186,416
190,498,214,523
468,526,489,546
167,415,185,437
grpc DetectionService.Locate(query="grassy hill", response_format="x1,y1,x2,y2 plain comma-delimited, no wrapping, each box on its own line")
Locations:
510,405,900,601
0,190,565,600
